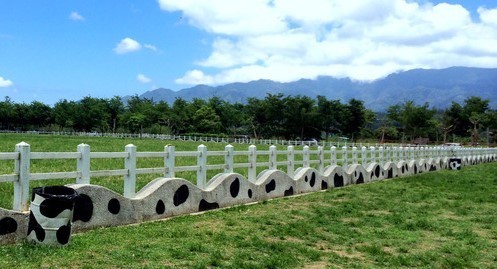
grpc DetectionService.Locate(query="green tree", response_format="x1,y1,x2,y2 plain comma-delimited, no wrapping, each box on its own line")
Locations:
387,101,437,142
316,96,345,140
343,99,368,140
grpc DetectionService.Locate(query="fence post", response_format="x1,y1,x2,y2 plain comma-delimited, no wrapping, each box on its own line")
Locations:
378,146,383,165
318,146,324,173
342,146,348,168
248,145,257,183
77,143,90,184
124,144,137,198
197,144,207,189
14,142,30,211
225,145,234,173
287,146,295,178
303,146,310,168
370,146,376,164
352,147,358,164
269,145,277,170
164,145,175,177
330,146,337,166
361,146,367,165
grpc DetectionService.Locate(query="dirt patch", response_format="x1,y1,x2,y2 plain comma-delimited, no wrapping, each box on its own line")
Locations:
303,261,328,268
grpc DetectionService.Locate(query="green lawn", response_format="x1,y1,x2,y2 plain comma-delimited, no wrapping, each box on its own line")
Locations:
1,151,496,268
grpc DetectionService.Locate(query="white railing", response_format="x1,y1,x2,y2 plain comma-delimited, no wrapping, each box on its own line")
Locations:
0,130,388,148
1,142,495,211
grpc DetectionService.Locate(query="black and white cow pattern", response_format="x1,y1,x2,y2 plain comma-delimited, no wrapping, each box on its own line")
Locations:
27,186,78,246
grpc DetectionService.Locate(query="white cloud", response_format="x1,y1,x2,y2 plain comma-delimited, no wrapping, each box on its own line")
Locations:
69,11,85,21
0,76,13,88
114,38,142,54
144,44,158,51
158,0,497,85
137,74,152,84
175,69,214,85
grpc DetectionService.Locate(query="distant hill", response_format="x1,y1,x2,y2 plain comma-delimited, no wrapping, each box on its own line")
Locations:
135,67,497,111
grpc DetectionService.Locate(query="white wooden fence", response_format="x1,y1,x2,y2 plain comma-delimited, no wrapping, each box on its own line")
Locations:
0,142,495,211
0,130,366,147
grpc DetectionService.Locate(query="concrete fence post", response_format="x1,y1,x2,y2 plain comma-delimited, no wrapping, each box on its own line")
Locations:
303,146,310,168
370,146,376,164
269,145,277,170
248,145,257,183
352,147,358,164
77,143,90,184
197,144,207,189
361,146,367,165
124,144,137,198
318,146,324,173
287,146,295,178
342,146,348,168
330,146,337,166
378,146,384,165
164,145,175,178
224,145,234,173
14,142,30,211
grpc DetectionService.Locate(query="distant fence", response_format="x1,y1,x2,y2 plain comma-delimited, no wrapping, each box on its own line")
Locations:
1,142,495,211
1,130,375,147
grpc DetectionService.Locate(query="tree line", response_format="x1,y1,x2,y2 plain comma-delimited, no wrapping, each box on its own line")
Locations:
0,94,496,144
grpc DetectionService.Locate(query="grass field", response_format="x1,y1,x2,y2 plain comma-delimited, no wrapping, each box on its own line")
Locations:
0,133,496,268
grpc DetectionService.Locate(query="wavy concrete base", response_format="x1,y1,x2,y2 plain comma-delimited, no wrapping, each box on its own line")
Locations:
1,156,495,245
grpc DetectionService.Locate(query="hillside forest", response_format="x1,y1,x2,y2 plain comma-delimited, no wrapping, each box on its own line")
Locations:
0,94,496,145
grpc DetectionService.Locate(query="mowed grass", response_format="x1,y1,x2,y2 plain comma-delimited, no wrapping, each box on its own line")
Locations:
0,134,496,268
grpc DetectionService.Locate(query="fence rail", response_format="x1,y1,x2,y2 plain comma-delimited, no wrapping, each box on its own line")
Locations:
0,130,398,148
1,141,496,211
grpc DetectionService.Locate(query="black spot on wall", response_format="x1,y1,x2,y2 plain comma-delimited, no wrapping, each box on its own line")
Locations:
0,217,17,235
156,200,165,215
248,189,253,198
73,194,93,222
375,165,381,178
284,187,294,196
401,166,405,174
108,198,120,215
304,176,308,182
230,178,240,198
173,184,189,206
199,199,219,212
56,224,71,245
334,174,344,187
388,169,393,179
414,165,418,174
310,172,316,187
27,213,45,242
39,199,73,219
370,172,374,179
265,179,276,193
430,165,437,171
405,164,409,172
356,173,364,184
321,180,328,190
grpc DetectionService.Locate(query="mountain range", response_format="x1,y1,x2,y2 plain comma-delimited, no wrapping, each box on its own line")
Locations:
136,67,497,111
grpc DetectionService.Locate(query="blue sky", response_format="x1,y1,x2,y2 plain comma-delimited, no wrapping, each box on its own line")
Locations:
1,0,496,105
